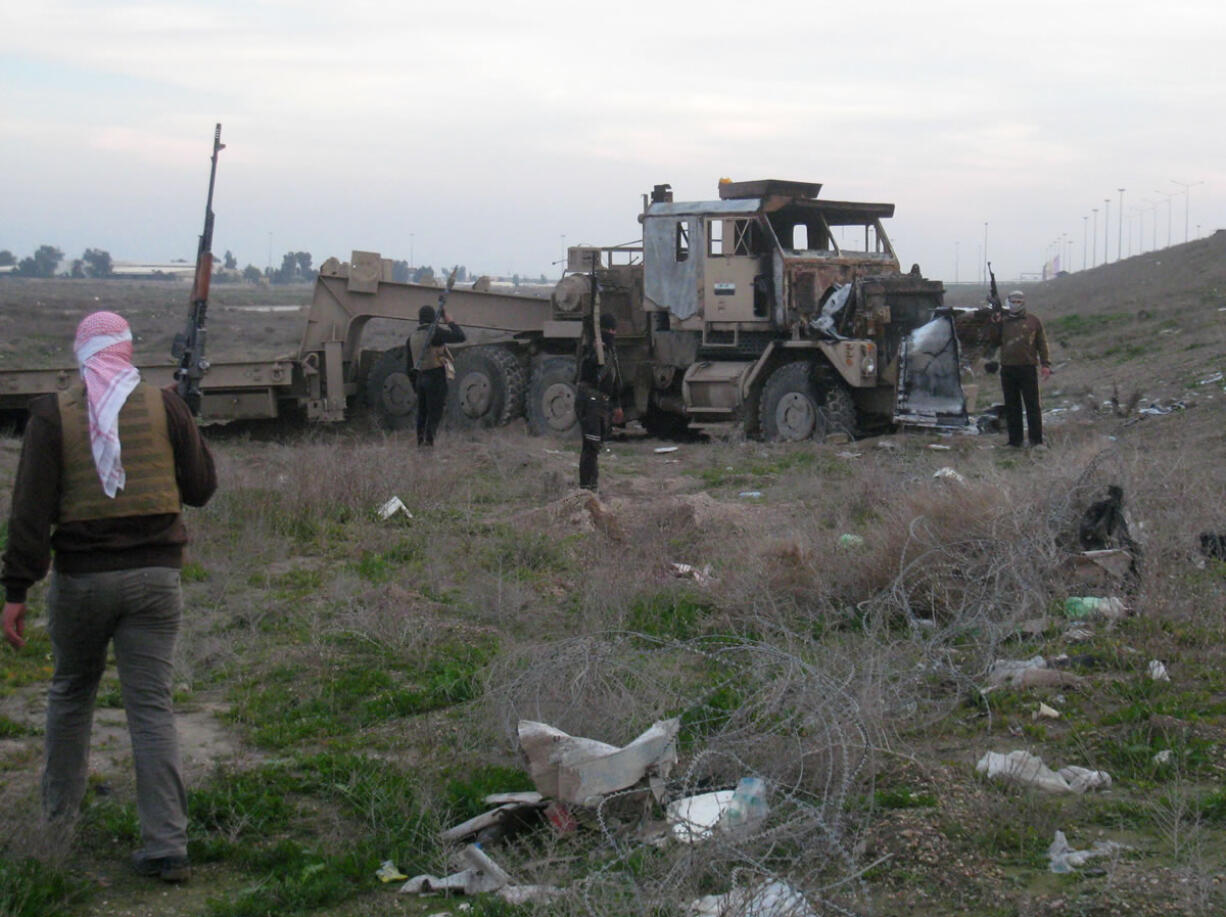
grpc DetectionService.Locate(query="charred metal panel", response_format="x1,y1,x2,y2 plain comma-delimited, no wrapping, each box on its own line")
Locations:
895,312,970,428
643,213,705,320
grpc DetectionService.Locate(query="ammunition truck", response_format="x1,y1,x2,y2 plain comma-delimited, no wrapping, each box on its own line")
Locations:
0,179,969,439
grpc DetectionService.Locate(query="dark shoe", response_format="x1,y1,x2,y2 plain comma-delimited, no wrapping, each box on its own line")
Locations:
131,851,191,883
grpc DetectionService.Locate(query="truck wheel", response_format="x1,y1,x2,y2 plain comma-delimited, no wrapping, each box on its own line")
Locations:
364,346,417,430
447,346,528,429
759,361,856,441
527,356,579,437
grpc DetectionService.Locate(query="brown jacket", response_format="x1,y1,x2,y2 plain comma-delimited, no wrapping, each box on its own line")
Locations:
989,312,1051,368
2,388,217,603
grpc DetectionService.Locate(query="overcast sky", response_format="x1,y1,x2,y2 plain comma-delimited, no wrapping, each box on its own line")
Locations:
3,0,1223,284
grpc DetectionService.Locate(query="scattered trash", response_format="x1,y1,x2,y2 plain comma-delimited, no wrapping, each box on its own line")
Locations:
823,431,852,445
1063,596,1127,620
1197,371,1223,385
1033,703,1061,720
1153,749,1174,765
719,777,769,834
738,491,763,499
932,466,965,483
926,443,952,451
1064,626,1095,643
668,790,735,843
875,439,901,451
837,533,865,549
1048,830,1127,874
835,451,862,459
440,796,547,845
987,656,1082,689
543,800,577,834
377,860,408,883
688,880,818,917
669,562,714,585
976,750,1111,794
1138,399,1187,415
518,718,679,807
1065,549,1135,584
376,496,412,520
654,446,680,454
1148,659,1171,682
401,844,512,895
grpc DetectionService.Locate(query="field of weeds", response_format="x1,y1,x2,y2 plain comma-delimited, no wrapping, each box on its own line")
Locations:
1,240,1226,917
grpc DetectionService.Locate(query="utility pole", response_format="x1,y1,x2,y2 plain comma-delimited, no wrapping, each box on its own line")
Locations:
1091,208,1098,267
1082,215,1088,270
1104,198,1111,263
1155,190,1174,247
1171,179,1204,244
1117,188,1125,260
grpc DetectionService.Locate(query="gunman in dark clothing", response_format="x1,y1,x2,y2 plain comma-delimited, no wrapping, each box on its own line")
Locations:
2,311,217,883
577,312,623,490
407,305,466,447
985,290,1052,447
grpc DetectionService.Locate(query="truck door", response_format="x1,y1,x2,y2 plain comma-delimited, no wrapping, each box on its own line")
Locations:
705,218,768,323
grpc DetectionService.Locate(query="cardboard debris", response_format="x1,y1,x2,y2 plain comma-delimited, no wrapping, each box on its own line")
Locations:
688,880,818,917
933,466,965,483
976,750,1111,794
1148,659,1171,682
518,718,679,806
668,790,735,843
401,844,512,896
987,656,1083,689
669,562,714,585
376,496,412,520
1065,549,1134,584
1033,703,1061,720
1048,829,1127,873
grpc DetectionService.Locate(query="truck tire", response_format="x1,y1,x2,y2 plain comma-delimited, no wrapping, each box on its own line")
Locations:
364,346,417,431
446,346,528,429
758,361,856,441
526,356,579,438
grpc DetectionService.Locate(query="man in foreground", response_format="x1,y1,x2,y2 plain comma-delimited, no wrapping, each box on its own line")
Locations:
2,311,217,882
986,289,1052,448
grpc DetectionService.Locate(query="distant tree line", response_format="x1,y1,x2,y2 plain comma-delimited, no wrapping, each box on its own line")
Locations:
0,245,546,287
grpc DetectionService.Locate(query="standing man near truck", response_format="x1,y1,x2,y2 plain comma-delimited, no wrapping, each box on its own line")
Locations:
576,312,623,490
2,311,216,882
986,290,1052,448
407,304,466,447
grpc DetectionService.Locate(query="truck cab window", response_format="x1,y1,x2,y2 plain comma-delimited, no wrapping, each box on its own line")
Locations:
708,219,724,256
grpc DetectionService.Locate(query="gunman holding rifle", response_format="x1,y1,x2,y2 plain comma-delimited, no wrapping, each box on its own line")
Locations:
406,268,465,447
172,123,224,416
575,254,623,491
981,265,1052,448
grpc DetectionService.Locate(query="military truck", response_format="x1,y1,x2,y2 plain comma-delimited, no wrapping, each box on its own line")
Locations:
361,178,971,439
0,179,969,440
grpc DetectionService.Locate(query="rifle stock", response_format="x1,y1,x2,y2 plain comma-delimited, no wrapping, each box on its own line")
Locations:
173,123,224,415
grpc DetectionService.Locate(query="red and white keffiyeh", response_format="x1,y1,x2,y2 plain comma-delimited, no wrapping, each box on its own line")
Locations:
74,311,141,498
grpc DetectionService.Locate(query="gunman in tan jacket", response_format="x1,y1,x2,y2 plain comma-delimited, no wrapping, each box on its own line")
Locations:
2,312,216,882
986,290,1052,448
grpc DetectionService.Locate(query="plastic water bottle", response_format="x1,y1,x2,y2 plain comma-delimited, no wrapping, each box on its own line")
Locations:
720,777,768,833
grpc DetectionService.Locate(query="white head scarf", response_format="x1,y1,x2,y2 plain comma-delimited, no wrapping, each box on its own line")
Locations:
74,311,141,498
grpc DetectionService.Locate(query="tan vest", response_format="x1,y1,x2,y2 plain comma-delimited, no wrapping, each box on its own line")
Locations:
409,328,447,372
57,383,182,522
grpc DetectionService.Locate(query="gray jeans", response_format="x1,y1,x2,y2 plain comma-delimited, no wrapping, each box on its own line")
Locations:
44,567,187,858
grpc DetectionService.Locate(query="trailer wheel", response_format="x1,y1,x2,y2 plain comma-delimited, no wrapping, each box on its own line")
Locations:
446,346,527,429
758,361,856,441
364,346,417,431
526,356,579,437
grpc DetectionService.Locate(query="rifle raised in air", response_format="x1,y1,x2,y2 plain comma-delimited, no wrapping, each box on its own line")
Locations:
172,123,224,415
412,267,460,375
987,261,1002,313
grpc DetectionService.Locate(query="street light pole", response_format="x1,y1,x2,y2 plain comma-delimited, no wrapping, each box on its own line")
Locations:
1104,198,1111,263
1082,215,1088,270
1117,188,1125,260
1171,179,1204,244
1091,208,1098,267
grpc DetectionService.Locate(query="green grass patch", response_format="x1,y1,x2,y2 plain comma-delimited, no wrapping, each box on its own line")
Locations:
0,629,54,698
1050,312,1131,337
0,714,36,738
444,764,537,822
0,857,94,917
182,561,208,583
874,787,938,809
696,450,849,489
627,589,714,640
229,639,495,748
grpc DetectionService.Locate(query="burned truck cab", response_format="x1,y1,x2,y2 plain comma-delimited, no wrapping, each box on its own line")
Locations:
635,179,968,437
